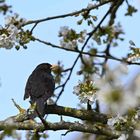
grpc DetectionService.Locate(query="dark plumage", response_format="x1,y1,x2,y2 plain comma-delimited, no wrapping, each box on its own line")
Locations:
24,63,55,118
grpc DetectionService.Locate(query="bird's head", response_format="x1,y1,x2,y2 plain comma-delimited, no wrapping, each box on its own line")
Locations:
35,63,59,73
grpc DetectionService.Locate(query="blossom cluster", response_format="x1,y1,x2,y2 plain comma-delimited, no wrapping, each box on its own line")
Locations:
73,63,140,117
59,26,87,50
127,47,140,62
95,64,140,115
126,41,140,62
0,13,26,49
0,24,19,49
107,115,128,130
117,134,128,140
107,109,140,140
5,13,26,27
73,80,98,105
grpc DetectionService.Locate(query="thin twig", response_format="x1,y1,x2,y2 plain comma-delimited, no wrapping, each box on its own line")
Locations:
35,108,48,129
61,130,72,136
101,0,125,76
30,22,38,33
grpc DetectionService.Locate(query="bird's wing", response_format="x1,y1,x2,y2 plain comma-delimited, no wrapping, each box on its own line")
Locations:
24,72,55,101
43,73,55,100
24,72,41,100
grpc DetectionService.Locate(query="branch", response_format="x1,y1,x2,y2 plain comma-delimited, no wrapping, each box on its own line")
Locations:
0,120,119,139
7,104,108,123
22,0,112,27
35,38,140,66
45,105,108,124
101,0,125,76
109,0,124,25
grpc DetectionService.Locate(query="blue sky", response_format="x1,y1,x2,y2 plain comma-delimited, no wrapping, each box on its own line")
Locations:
0,0,140,140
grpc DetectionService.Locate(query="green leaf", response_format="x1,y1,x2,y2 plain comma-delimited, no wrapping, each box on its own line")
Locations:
15,45,20,50
125,5,137,16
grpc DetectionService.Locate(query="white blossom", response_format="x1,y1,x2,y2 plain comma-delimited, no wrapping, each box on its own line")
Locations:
73,81,98,105
0,14,27,49
87,3,94,9
78,30,87,43
117,134,128,140
87,92,97,105
127,54,140,62
5,15,14,25
97,80,138,115
73,85,81,96
59,26,87,50
0,25,19,49
47,98,55,105
96,63,138,115
107,115,126,129
59,26,69,37
107,117,117,128
133,130,140,138
60,39,77,50
129,74,140,99
0,34,14,49
59,26,77,49
5,13,26,27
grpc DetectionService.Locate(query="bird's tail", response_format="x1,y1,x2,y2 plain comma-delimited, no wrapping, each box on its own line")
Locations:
28,98,46,119
35,98,46,117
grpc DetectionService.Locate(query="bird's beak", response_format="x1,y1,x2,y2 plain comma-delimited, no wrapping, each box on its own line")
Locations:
51,64,59,71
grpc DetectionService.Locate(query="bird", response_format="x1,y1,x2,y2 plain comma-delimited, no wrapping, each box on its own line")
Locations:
23,63,56,118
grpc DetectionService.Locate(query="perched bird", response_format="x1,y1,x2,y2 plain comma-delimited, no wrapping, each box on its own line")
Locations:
24,63,55,118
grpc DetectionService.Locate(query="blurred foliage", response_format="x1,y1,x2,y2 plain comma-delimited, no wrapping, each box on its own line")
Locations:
52,61,64,85
26,131,48,140
0,129,21,140
0,0,12,15
125,5,137,16
93,23,124,46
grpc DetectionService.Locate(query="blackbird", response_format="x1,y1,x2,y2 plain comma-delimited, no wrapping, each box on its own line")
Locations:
24,63,55,118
